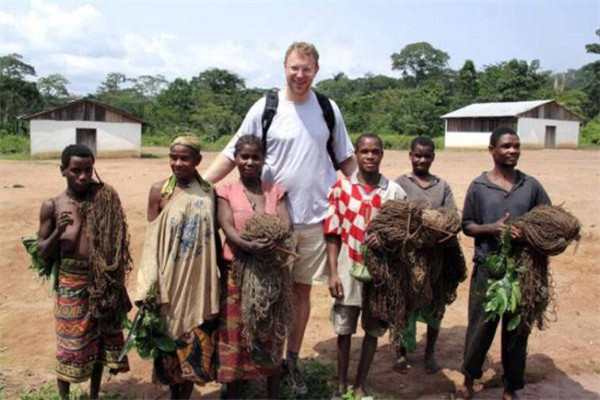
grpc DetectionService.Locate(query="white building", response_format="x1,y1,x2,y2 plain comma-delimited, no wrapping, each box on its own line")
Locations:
441,100,581,149
21,98,143,159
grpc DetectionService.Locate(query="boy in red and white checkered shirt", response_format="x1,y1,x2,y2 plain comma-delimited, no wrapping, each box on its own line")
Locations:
324,133,406,397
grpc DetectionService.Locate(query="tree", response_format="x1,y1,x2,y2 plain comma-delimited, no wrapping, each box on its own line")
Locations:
37,74,71,107
478,59,549,102
0,53,36,79
97,72,128,94
132,74,168,99
454,60,479,106
191,68,245,93
391,42,450,84
585,29,600,55
0,54,42,133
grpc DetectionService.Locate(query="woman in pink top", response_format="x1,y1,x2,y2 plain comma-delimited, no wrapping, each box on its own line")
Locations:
216,135,291,399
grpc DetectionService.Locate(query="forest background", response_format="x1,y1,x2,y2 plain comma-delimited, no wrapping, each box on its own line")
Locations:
1,30,599,155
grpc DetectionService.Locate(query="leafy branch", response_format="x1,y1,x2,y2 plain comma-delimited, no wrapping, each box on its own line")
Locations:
483,226,526,331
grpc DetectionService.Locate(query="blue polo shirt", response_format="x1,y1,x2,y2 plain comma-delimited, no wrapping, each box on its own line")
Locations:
462,170,551,264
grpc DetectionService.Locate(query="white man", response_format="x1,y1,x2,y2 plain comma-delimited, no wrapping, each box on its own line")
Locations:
204,41,356,394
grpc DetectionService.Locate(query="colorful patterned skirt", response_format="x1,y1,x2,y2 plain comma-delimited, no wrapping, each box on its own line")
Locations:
55,259,129,383
153,319,218,386
217,267,282,383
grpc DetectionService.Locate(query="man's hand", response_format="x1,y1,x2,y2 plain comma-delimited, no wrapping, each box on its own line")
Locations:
365,233,381,250
55,211,74,234
328,273,344,299
510,225,523,241
490,212,510,236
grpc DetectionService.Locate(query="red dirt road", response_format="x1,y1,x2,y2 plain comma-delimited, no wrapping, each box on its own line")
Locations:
1,149,599,398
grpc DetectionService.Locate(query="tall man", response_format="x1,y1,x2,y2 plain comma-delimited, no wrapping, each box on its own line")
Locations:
204,42,356,394
458,127,551,400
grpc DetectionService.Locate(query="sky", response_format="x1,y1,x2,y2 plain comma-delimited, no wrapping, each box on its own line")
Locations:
1,0,598,95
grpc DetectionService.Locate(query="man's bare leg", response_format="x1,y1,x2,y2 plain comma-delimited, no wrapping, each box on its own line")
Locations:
267,373,281,399
393,346,409,374
456,376,475,399
180,381,194,399
336,334,352,394
57,378,70,400
287,282,311,354
90,362,104,399
352,333,378,396
424,326,441,374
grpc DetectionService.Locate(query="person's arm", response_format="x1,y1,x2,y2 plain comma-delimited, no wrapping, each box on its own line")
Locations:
463,212,511,238
216,196,273,253
275,192,292,231
37,198,71,260
326,234,343,299
339,155,357,177
203,154,236,184
147,182,164,222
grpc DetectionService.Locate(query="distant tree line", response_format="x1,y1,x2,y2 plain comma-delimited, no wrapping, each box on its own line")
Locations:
1,30,598,141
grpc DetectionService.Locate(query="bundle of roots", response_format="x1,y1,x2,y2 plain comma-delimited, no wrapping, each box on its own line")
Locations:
233,214,294,356
362,200,465,348
80,183,133,329
512,205,581,331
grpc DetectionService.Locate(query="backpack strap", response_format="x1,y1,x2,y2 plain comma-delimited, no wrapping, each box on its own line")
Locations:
261,90,279,157
315,91,339,170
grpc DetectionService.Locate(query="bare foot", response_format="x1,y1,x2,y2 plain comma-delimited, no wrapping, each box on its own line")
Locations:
424,355,440,374
352,386,372,399
502,389,518,400
456,381,474,399
392,356,409,374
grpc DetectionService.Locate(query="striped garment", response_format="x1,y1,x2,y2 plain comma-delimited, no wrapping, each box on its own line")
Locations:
55,258,129,383
217,267,282,383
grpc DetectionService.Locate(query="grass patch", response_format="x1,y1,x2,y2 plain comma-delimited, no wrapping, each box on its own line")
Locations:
17,382,132,400
579,115,600,148
239,357,336,399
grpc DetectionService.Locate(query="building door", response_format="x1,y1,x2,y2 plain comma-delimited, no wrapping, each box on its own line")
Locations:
545,126,556,148
76,128,97,154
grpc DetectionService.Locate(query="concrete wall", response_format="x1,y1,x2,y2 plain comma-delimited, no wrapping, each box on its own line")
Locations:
30,120,141,158
517,118,579,149
445,118,580,149
444,131,491,148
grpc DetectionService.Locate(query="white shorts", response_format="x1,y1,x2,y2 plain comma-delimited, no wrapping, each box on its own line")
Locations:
291,223,328,285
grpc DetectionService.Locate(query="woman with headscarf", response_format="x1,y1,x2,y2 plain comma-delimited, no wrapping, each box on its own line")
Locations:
137,135,221,399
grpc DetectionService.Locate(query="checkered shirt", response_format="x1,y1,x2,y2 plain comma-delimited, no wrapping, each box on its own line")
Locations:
325,173,406,265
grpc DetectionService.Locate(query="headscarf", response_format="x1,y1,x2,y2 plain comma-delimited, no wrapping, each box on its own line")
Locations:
170,135,201,153
160,135,211,198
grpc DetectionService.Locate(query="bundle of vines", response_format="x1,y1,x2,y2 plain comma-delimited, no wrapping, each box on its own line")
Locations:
80,182,133,326
485,205,581,332
233,214,295,357
362,199,465,349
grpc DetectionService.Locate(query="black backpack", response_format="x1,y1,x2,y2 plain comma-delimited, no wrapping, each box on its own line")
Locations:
261,90,339,170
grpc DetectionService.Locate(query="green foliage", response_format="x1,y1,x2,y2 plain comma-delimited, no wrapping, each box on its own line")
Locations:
391,42,450,84
579,114,600,147
0,133,29,154
478,59,550,102
18,382,130,400
585,28,600,55
122,282,176,360
484,227,526,331
240,358,336,399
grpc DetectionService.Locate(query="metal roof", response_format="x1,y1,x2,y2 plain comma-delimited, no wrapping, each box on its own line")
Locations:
20,97,145,124
441,100,553,118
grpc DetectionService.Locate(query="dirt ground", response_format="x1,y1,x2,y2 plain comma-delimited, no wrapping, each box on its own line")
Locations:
1,149,599,399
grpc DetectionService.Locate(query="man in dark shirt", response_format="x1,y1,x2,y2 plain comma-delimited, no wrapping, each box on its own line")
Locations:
457,127,551,400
